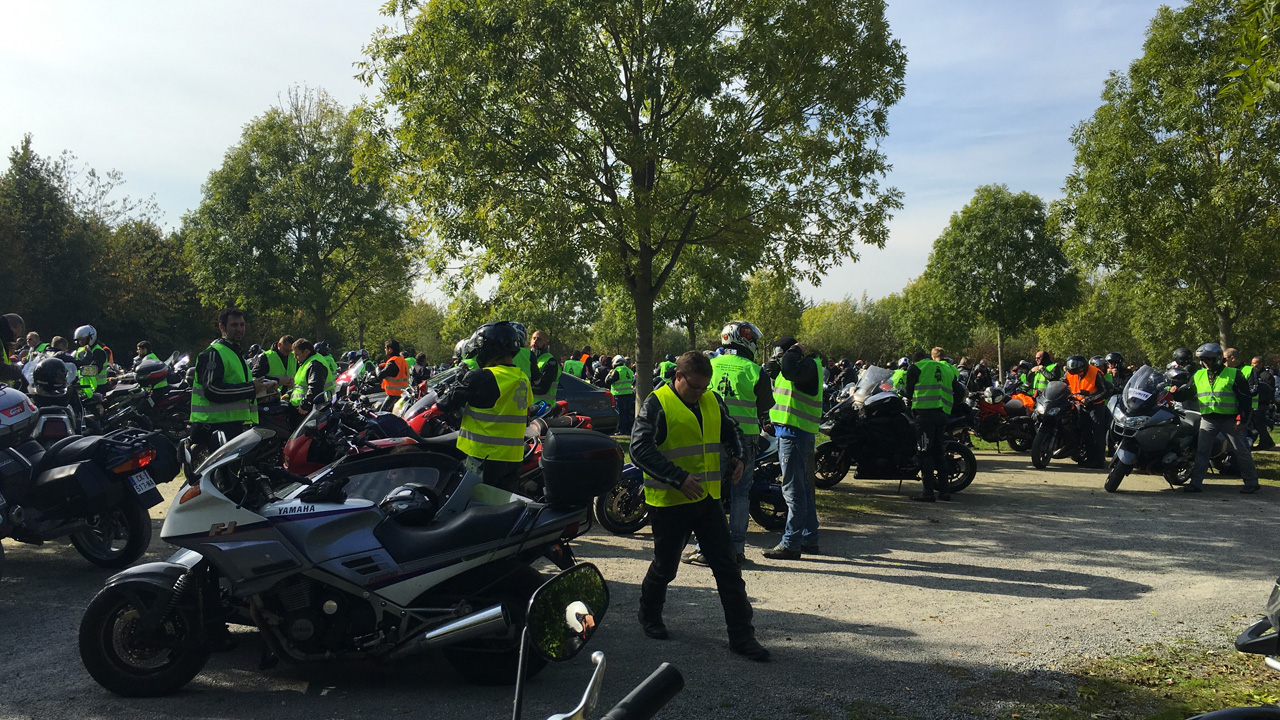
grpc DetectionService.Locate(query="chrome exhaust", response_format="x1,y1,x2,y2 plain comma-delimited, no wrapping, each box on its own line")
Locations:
390,604,509,658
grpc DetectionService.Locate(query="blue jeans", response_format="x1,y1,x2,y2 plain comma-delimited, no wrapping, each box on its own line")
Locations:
778,431,818,549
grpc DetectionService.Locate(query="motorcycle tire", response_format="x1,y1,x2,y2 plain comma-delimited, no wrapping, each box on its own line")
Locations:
594,483,649,535
1030,429,1054,469
1006,423,1033,453
78,579,210,697
748,461,787,531
70,503,153,569
939,442,977,494
1163,461,1191,486
813,442,850,489
437,562,548,686
1104,463,1128,492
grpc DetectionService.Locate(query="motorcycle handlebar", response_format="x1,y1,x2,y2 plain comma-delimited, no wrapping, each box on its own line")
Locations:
260,465,312,486
599,663,684,720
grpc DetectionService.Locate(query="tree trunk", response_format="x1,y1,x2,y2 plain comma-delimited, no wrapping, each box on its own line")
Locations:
358,320,365,351
1216,309,1235,349
995,325,1004,386
685,317,697,351
630,248,657,411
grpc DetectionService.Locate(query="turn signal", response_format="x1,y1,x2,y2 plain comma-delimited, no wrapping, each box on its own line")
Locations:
110,448,156,475
179,484,202,504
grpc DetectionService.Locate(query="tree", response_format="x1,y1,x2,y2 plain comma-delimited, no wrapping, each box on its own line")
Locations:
656,247,747,351
891,275,975,359
1063,0,1280,348
800,294,897,365
1036,275,1149,367
490,261,600,358
735,269,805,350
926,184,1079,375
1221,0,1280,110
183,87,416,344
360,0,907,400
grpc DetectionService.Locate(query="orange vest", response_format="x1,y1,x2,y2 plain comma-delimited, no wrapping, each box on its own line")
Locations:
381,355,409,396
1066,364,1102,397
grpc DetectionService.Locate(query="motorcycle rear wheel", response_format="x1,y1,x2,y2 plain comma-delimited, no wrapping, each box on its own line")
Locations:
1163,460,1191,486
1030,429,1054,469
1006,419,1034,452
749,462,787,531
70,503,153,569
79,580,209,697
813,442,850,489
939,442,977,493
594,482,648,535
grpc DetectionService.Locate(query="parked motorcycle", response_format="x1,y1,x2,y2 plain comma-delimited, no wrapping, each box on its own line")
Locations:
813,366,977,493
0,387,180,577
21,355,85,447
970,386,1036,451
1028,381,1087,469
1234,577,1280,675
78,424,621,695
282,399,428,476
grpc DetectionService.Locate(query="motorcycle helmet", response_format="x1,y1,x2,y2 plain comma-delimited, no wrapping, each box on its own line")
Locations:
315,341,331,356
344,350,357,363
506,321,528,344
0,387,38,448
719,320,763,359
248,343,262,357
1017,360,1032,373
32,357,71,396
982,386,1005,404
1088,355,1106,370
73,325,97,347
473,322,520,367
1105,351,1124,367
1165,367,1190,388
452,338,470,361
1171,347,1193,367
1195,343,1224,369
378,484,441,527
612,354,625,367
897,357,910,369
1064,355,1087,375
665,354,676,363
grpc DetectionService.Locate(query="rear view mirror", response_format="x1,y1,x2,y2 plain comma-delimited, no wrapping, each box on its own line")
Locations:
526,563,609,663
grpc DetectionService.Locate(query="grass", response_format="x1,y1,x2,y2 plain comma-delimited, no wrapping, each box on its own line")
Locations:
956,637,1280,719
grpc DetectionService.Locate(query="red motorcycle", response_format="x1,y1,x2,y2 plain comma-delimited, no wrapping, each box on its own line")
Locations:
282,400,432,476
970,386,1036,451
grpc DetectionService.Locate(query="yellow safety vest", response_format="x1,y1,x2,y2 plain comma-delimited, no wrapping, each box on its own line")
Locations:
458,365,531,462
1193,367,1240,416
711,353,764,436
290,354,329,407
190,340,258,425
534,352,561,404
643,384,722,508
769,356,823,433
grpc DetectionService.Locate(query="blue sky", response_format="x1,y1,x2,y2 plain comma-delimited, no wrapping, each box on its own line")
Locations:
1,1,1174,303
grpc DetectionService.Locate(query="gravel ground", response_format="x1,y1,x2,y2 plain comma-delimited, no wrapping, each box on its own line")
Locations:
0,451,1275,719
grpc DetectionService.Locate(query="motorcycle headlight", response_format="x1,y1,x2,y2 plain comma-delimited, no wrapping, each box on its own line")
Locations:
1046,406,1061,416
1118,415,1148,430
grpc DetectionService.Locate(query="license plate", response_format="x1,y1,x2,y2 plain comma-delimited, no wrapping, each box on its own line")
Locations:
129,471,157,494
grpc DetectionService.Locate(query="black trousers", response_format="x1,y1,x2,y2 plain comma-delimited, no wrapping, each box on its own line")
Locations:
639,495,754,642
915,409,948,491
1253,403,1275,449
481,459,522,493
1080,404,1109,463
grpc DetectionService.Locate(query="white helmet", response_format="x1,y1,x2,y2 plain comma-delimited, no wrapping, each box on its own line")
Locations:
612,354,625,366
0,387,38,448
74,325,97,346
720,321,762,358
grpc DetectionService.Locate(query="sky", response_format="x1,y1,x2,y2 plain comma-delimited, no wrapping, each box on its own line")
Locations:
0,0,1175,304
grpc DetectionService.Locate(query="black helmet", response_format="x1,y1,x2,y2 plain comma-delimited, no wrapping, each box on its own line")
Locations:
474,322,520,367
664,354,676,363
1165,367,1190,387
1088,355,1105,370
378,484,441,527
1064,355,1088,374
1195,343,1224,368
248,343,262,356
32,357,70,396
1105,352,1124,367
1172,347,1193,366
315,341,331,356
1017,360,1032,373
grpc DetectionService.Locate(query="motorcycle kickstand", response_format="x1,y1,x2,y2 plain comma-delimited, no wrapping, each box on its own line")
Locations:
259,644,279,671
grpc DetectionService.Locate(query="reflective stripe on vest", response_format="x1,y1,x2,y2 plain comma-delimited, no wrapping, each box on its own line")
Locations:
643,384,722,507
911,359,955,412
712,352,764,436
769,356,822,433
381,355,409,396
457,365,531,462
534,352,561,404
76,344,106,398
611,366,634,396
190,340,258,424
1193,367,1240,415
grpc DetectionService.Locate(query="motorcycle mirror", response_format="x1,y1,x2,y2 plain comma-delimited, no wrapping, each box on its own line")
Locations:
512,563,610,720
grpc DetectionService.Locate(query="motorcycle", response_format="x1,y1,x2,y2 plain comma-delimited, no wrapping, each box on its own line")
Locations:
77,423,622,696
813,366,977,493
21,355,85,447
1234,577,1280,675
970,386,1036,452
0,387,181,576
178,388,300,479
592,431,789,536
282,398,430,476
1028,381,1089,469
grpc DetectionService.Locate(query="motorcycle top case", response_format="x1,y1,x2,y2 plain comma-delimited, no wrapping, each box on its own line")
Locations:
539,428,623,506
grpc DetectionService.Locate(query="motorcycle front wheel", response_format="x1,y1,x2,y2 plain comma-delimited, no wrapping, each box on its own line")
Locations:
1105,462,1129,492
749,462,787,531
813,442,850,489
939,442,977,493
1006,419,1034,452
79,580,210,697
70,503,153,569
1163,459,1192,486
1030,428,1054,469
594,482,649,535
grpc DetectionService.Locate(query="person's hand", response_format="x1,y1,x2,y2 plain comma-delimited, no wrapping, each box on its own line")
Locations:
254,378,276,393
728,458,744,484
1031,365,1043,373
278,376,295,388
679,473,706,501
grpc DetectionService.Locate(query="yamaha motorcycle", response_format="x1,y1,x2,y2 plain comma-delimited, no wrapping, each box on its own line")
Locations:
78,424,621,696
813,366,977,493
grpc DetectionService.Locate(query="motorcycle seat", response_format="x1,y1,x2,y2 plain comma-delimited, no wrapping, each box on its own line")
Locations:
1004,400,1027,417
417,431,462,454
373,501,529,565
30,435,107,476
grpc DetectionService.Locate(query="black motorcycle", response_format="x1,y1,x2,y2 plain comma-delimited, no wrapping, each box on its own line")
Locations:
1028,381,1089,469
1234,577,1280,676
813,366,977,493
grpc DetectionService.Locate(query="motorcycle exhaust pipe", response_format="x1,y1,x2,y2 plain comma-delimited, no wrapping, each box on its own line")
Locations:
390,603,509,658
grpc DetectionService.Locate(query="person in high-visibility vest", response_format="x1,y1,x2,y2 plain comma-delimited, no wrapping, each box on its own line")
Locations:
1247,353,1276,450
1029,350,1060,394
253,335,298,388
1063,354,1113,469
288,338,332,411
19,332,47,365
629,350,767,661
529,329,562,405
902,348,959,502
314,341,339,398
375,339,410,411
1170,343,1259,493
603,354,635,435
0,313,26,386
72,324,108,400
762,335,822,560
890,357,909,393
436,322,532,493
680,320,771,568
507,321,535,383
190,307,275,448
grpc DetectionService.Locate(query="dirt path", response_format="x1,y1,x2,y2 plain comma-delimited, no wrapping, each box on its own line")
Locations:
1,451,1274,719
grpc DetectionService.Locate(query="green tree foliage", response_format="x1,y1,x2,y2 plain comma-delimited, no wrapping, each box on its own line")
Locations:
1036,276,1148,367
735,269,805,349
1221,0,1280,110
183,87,416,345
800,294,897,365
656,247,747,350
360,0,907,399
441,287,491,353
926,184,1079,375
891,276,974,358
1063,0,1280,348
490,262,599,358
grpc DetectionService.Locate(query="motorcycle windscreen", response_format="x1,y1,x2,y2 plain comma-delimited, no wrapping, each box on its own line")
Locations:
196,427,272,476
854,366,894,404
1122,365,1162,414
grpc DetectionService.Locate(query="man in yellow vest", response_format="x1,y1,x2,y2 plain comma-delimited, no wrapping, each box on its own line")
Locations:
603,354,636,435
904,348,960,502
529,330,562,405
191,308,275,448
631,351,767,661
762,335,822,560
288,338,332,411
253,335,297,387
684,321,772,567
1171,343,1259,493
1247,354,1275,450
436,322,531,494
0,313,26,385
